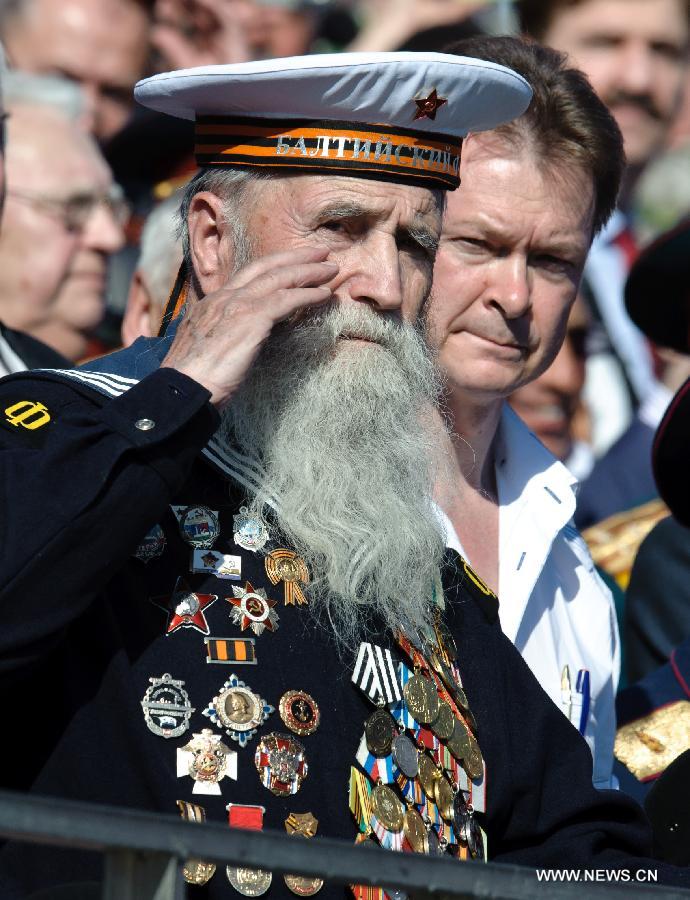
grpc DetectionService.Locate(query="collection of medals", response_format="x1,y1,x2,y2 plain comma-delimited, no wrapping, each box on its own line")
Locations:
349,613,487,900
137,503,321,895
136,502,489,897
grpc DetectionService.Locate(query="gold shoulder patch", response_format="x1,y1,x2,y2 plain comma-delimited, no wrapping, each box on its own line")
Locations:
583,498,669,589
4,400,51,430
614,700,690,780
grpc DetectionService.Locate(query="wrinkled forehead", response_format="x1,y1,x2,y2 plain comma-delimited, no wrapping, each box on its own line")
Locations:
256,172,444,228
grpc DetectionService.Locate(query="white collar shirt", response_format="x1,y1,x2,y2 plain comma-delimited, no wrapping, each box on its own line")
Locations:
438,404,620,789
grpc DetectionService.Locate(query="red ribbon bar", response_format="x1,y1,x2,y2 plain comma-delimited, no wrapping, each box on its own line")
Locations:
227,804,264,830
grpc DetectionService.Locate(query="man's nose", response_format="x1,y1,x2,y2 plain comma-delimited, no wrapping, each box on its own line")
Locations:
83,200,126,254
617,40,656,96
341,234,405,312
489,255,531,319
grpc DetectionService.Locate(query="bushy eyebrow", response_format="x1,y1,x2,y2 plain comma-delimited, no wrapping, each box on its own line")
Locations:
314,202,439,254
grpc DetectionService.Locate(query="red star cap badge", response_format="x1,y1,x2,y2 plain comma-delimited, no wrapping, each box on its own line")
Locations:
152,577,218,635
413,89,448,121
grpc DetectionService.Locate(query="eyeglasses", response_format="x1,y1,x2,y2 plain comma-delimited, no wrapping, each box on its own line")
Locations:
7,184,130,232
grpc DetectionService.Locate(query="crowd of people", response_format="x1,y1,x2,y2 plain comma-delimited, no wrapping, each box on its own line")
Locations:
2,0,690,897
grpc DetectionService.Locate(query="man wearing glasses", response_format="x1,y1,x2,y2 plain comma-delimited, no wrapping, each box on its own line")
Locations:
0,71,125,363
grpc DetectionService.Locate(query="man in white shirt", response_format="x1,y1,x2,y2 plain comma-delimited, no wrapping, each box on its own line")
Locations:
519,0,690,454
429,36,624,787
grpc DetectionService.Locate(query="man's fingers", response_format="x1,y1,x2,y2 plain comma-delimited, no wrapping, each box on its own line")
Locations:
227,246,332,291
265,285,334,323
242,260,338,301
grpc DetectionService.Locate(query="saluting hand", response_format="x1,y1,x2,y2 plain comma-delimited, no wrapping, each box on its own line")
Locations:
162,246,337,410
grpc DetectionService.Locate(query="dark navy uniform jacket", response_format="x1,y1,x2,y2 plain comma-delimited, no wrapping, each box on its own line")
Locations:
0,337,688,898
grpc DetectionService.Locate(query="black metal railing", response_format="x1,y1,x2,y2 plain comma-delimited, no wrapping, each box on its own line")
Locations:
0,791,687,900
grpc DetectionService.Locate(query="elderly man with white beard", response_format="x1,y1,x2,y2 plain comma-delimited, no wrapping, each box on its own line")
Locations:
0,53,688,898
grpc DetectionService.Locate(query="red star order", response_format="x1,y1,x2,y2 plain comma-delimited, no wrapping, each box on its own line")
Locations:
413,89,448,121
152,577,218,635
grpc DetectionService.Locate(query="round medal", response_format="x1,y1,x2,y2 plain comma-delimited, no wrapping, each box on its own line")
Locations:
284,873,324,897
403,808,428,854
178,505,220,549
203,675,274,747
459,814,484,860
370,783,404,832
216,686,262,731
430,700,454,741
463,707,478,733
463,738,484,781
452,791,469,838
279,690,320,736
391,733,419,778
417,751,441,800
452,684,469,711
434,619,458,661
365,708,396,756
403,673,439,725
227,866,273,896
426,826,440,856
183,859,216,886
434,775,455,822
446,718,471,761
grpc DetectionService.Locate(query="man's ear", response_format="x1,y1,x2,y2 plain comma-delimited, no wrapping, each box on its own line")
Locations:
121,271,155,346
188,191,234,296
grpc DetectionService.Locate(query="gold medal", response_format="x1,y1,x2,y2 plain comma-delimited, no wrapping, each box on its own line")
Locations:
285,873,324,897
417,751,441,800
284,814,323,896
403,673,439,724
434,775,455,822
370,783,404,832
403,807,428,854
364,708,396,756
176,801,217,886
463,735,484,781
433,619,458,662
447,718,471,761
430,700,454,741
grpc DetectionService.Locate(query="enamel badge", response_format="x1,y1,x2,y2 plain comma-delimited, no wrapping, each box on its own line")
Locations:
254,732,308,796
233,506,269,552
279,690,320,737
265,549,309,605
202,673,274,747
191,549,242,580
153,577,218,636
141,673,195,739
133,524,166,563
177,728,238,795
228,582,279,635
172,504,220,549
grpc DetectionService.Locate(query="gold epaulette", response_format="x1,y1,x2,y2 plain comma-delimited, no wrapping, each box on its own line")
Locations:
582,498,669,589
614,700,690,781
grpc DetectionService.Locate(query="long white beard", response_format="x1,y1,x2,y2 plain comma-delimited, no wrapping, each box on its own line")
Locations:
220,303,450,648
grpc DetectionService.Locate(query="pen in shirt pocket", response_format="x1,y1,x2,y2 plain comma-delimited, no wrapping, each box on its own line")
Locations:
560,664,572,721
575,668,590,736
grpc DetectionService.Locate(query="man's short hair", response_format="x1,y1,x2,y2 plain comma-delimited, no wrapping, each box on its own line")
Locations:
447,35,625,235
518,0,690,41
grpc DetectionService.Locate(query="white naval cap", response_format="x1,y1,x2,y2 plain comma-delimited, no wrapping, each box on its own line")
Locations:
135,52,532,192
